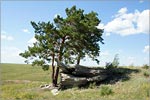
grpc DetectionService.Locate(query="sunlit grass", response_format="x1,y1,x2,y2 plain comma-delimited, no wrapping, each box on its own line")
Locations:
1,63,51,82
0,63,150,100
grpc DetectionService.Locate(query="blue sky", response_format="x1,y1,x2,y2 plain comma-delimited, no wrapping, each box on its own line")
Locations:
1,0,149,66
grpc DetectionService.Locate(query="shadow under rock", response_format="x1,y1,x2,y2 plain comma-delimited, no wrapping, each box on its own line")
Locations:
97,67,140,85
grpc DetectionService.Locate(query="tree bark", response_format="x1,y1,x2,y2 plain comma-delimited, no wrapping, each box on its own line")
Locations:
57,61,109,87
51,53,55,86
57,61,107,77
60,73,108,87
54,67,59,86
60,73,87,87
77,55,80,65
54,36,66,86
72,65,107,77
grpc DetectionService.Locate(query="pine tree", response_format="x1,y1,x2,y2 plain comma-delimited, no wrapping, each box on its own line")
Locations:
20,6,104,86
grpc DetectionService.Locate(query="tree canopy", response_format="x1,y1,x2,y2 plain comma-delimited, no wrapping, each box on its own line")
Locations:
20,6,104,86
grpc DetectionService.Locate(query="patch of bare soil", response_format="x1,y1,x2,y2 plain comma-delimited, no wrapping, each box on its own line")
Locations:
3,80,31,84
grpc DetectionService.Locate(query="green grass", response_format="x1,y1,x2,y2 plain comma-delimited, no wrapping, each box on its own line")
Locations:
0,63,150,100
100,86,113,96
1,63,51,82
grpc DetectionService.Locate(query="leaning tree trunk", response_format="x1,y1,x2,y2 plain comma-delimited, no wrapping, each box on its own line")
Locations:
56,60,109,88
60,73,108,87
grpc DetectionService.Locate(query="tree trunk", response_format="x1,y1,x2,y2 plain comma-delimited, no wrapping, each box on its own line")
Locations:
51,53,55,86
57,61,107,77
54,36,66,86
77,55,80,65
60,72,108,87
60,73,87,87
54,67,59,86
72,65,107,77
57,61,109,87
54,53,62,86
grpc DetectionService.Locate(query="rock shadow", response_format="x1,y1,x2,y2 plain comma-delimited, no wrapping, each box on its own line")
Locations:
95,67,140,85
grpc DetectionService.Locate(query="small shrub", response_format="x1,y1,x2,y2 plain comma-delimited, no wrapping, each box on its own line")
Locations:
146,89,150,97
105,62,113,69
142,64,149,69
100,86,113,96
143,72,150,77
112,68,127,74
121,77,129,82
111,54,119,68
105,54,119,69
88,82,96,89
128,63,134,68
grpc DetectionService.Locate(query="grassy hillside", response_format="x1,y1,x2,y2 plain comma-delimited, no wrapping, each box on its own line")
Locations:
0,63,150,100
1,63,51,82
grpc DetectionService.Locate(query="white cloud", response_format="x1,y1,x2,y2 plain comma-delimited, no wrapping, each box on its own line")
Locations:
105,33,110,36
96,23,104,29
22,29,31,33
1,46,25,63
98,8,150,36
143,45,150,53
7,36,14,41
127,56,135,65
118,7,127,14
27,37,37,46
1,34,14,41
100,51,110,56
1,30,6,34
1,34,6,39
139,0,144,3
96,23,110,36
54,14,61,18
137,10,149,34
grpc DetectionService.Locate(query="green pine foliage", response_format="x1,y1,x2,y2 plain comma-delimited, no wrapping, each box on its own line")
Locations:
20,5,104,67
20,6,104,85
